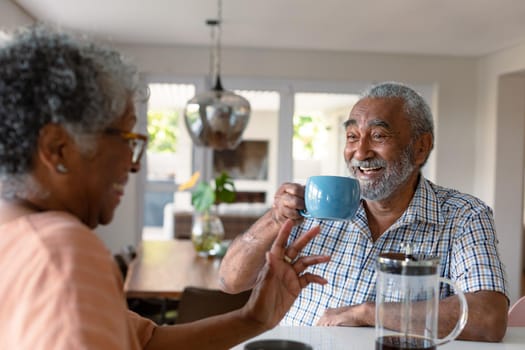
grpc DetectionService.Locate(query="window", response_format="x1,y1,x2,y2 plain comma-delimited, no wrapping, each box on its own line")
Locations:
143,83,195,238
292,93,359,182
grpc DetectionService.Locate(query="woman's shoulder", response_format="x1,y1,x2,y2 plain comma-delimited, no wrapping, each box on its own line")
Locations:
26,211,117,282
0,211,129,349
15,211,112,266
27,211,103,245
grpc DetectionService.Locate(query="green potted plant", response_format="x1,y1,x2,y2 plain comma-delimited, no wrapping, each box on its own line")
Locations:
179,171,236,255
191,172,236,213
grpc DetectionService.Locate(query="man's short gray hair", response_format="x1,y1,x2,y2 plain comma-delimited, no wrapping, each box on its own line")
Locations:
361,81,434,142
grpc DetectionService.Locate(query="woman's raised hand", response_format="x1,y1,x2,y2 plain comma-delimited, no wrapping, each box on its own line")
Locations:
240,219,330,328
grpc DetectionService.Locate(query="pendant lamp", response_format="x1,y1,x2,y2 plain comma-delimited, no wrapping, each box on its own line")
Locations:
183,0,251,150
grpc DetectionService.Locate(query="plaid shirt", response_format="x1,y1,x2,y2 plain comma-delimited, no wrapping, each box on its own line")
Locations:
282,176,509,325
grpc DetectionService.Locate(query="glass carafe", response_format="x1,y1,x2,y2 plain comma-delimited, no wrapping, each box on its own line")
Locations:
375,252,468,350
191,211,224,256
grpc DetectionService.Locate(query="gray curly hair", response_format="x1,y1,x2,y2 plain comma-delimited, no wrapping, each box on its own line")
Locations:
0,25,143,197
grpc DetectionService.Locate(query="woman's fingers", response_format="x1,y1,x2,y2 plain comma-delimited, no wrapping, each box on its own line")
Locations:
270,219,294,257
291,255,330,275
283,225,321,261
267,220,330,293
299,273,329,289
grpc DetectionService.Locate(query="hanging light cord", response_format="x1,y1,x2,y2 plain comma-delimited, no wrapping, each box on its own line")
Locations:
206,0,223,91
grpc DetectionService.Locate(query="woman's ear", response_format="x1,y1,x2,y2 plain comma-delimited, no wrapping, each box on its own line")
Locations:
36,124,72,175
414,132,433,166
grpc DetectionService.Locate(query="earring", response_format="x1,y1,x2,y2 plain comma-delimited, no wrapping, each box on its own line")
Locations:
56,163,68,174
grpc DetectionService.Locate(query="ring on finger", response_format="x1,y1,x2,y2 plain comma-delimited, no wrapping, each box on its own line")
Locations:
283,255,293,264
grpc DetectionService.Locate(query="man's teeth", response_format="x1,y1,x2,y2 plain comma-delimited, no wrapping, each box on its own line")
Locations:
360,166,381,171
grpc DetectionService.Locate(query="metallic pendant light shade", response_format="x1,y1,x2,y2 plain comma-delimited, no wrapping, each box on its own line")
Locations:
183,0,251,150
184,79,250,150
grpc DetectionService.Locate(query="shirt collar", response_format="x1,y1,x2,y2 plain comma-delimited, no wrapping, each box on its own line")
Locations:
397,175,444,227
352,175,444,232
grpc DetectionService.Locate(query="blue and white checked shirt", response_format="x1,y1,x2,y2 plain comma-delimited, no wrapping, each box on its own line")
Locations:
282,176,509,325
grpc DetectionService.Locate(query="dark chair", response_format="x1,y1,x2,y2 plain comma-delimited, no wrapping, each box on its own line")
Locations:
114,245,179,325
114,253,130,278
176,287,252,324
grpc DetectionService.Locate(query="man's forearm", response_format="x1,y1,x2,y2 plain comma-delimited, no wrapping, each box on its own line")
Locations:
320,291,508,343
368,292,508,342
380,292,507,342
219,211,280,293
445,291,508,342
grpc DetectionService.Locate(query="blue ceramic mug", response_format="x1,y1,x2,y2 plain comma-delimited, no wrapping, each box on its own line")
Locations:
299,175,360,221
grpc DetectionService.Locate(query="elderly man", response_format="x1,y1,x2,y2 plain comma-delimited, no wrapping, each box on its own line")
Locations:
219,82,509,342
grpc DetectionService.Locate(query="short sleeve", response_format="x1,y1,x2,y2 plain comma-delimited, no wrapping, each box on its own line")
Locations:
451,208,508,298
127,310,156,347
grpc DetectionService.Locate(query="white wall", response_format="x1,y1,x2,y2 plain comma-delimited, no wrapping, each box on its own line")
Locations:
95,178,141,253
476,44,525,304
0,1,33,29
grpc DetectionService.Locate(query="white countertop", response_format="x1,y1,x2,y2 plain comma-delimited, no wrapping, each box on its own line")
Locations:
231,326,525,350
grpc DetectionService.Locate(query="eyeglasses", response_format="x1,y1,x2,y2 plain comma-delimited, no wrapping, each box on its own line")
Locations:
104,128,148,164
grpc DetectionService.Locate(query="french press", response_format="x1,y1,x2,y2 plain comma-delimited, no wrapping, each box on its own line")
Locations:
375,251,468,350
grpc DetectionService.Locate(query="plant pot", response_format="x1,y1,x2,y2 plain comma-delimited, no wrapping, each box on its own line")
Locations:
191,211,225,256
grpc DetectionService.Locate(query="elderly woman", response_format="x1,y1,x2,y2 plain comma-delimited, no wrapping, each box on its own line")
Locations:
0,26,330,349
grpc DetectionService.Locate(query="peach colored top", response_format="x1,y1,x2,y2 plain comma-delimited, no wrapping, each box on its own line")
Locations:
0,211,156,349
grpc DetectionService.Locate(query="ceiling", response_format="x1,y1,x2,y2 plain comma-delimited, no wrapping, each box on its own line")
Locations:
12,0,525,57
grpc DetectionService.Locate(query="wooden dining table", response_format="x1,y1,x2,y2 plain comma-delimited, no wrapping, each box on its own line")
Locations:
124,239,222,299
